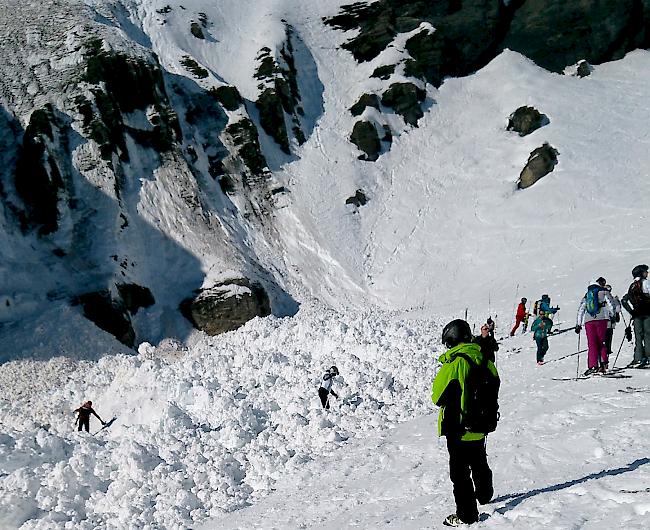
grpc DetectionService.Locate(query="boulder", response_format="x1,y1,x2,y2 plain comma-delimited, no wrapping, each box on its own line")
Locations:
346,189,368,207
576,60,593,78
381,82,426,126
518,143,559,189
180,279,271,335
116,283,155,315
350,94,381,117
350,121,381,161
507,106,549,136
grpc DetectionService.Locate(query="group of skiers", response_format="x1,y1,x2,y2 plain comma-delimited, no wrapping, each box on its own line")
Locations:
430,264,650,526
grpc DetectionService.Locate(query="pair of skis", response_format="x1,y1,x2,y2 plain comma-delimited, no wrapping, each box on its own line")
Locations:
92,416,117,435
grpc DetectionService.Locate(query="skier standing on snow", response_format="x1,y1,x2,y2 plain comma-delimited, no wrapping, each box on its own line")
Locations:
473,323,499,363
432,319,496,527
603,284,622,360
531,310,553,365
621,264,650,367
318,366,339,409
575,277,616,374
537,294,559,317
486,316,496,338
74,401,105,432
510,297,528,336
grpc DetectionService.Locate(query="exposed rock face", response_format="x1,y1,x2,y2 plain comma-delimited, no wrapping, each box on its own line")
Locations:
180,279,272,335
116,283,155,315
346,189,368,207
350,121,381,161
576,60,593,78
211,86,243,111
507,106,549,136
350,94,381,117
326,0,650,78
518,143,559,189
381,82,427,126
254,26,306,155
75,290,136,347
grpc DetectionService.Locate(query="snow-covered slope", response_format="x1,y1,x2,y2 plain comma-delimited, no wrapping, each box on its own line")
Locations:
2,0,650,528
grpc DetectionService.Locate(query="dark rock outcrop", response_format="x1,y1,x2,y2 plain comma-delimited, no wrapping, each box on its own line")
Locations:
210,86,243,111
518,143,559,189
116,283,155,315
180,278,271,335
576,60,593,78
350,121,381,161
225,118,269,180
75,290,136,347
346,189,368,207
350,94,381,117
507,106,549,136
326,0,650,79
381,82,426,126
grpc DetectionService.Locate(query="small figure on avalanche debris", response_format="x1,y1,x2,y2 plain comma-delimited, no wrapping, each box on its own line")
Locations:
621,264,650,367
531,310,553,365
74,401,105,432
534,294,559,317
473,323,499,363
318,366,339,409
575,277,616,374
432,319,499,527
510,297,528,336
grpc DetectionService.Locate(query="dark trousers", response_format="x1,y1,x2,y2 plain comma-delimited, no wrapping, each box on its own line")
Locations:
535,337,549,362
78,417,90,432
447,437,493,524
318,387,331,409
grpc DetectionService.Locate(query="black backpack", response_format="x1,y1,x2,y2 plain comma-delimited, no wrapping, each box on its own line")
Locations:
628,280,650,315
456,352,500,434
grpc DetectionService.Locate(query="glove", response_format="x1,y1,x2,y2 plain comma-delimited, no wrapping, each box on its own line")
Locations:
102,421,107,426
574,325,581,334
625,326,633,342
615,313,621,323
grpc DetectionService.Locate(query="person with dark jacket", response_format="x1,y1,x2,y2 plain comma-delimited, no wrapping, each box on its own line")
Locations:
74,401,105,432
473,323,499,363
621,264,650,367
510,298,528,336
432,319,498,527
318,366,339,409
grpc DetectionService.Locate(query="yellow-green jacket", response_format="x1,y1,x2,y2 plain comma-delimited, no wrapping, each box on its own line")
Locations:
431,342,498,441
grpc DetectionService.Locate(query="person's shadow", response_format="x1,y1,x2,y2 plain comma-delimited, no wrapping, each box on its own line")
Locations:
492,457,650,514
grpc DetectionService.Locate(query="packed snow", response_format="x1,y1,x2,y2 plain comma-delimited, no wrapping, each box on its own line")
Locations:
2,0,650,528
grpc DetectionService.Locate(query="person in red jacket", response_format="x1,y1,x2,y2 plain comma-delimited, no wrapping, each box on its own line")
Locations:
510,297,528,336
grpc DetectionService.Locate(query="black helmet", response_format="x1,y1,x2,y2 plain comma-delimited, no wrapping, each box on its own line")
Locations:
632,264,649,278
329,365,339,376
521,297,527,303
441,319,472,348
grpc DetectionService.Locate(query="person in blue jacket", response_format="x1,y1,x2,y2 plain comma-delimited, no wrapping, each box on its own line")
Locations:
538,294,559,316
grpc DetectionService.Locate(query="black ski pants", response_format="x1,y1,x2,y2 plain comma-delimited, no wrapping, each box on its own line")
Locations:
535,337,549,363
318,387,331,409
78,417,90,432
447,437,493,524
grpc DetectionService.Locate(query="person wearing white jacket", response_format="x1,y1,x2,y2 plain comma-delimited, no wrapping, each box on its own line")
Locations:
575,277,616,374
603,284,622,360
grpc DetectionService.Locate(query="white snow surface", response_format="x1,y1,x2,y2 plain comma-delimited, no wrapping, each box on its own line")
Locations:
2,0,650,528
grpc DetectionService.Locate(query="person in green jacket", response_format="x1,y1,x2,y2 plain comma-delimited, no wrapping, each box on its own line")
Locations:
432,319,497,527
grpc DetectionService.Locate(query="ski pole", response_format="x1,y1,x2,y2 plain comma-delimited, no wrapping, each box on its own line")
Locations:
612,333,626,369
576,332,581,380
542,348,588,364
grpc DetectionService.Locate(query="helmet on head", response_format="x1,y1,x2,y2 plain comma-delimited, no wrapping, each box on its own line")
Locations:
329,365,339,376
541,294,549,300
441,319,472,348
521,297,527,303
632,264,649,278
596,277,606,286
